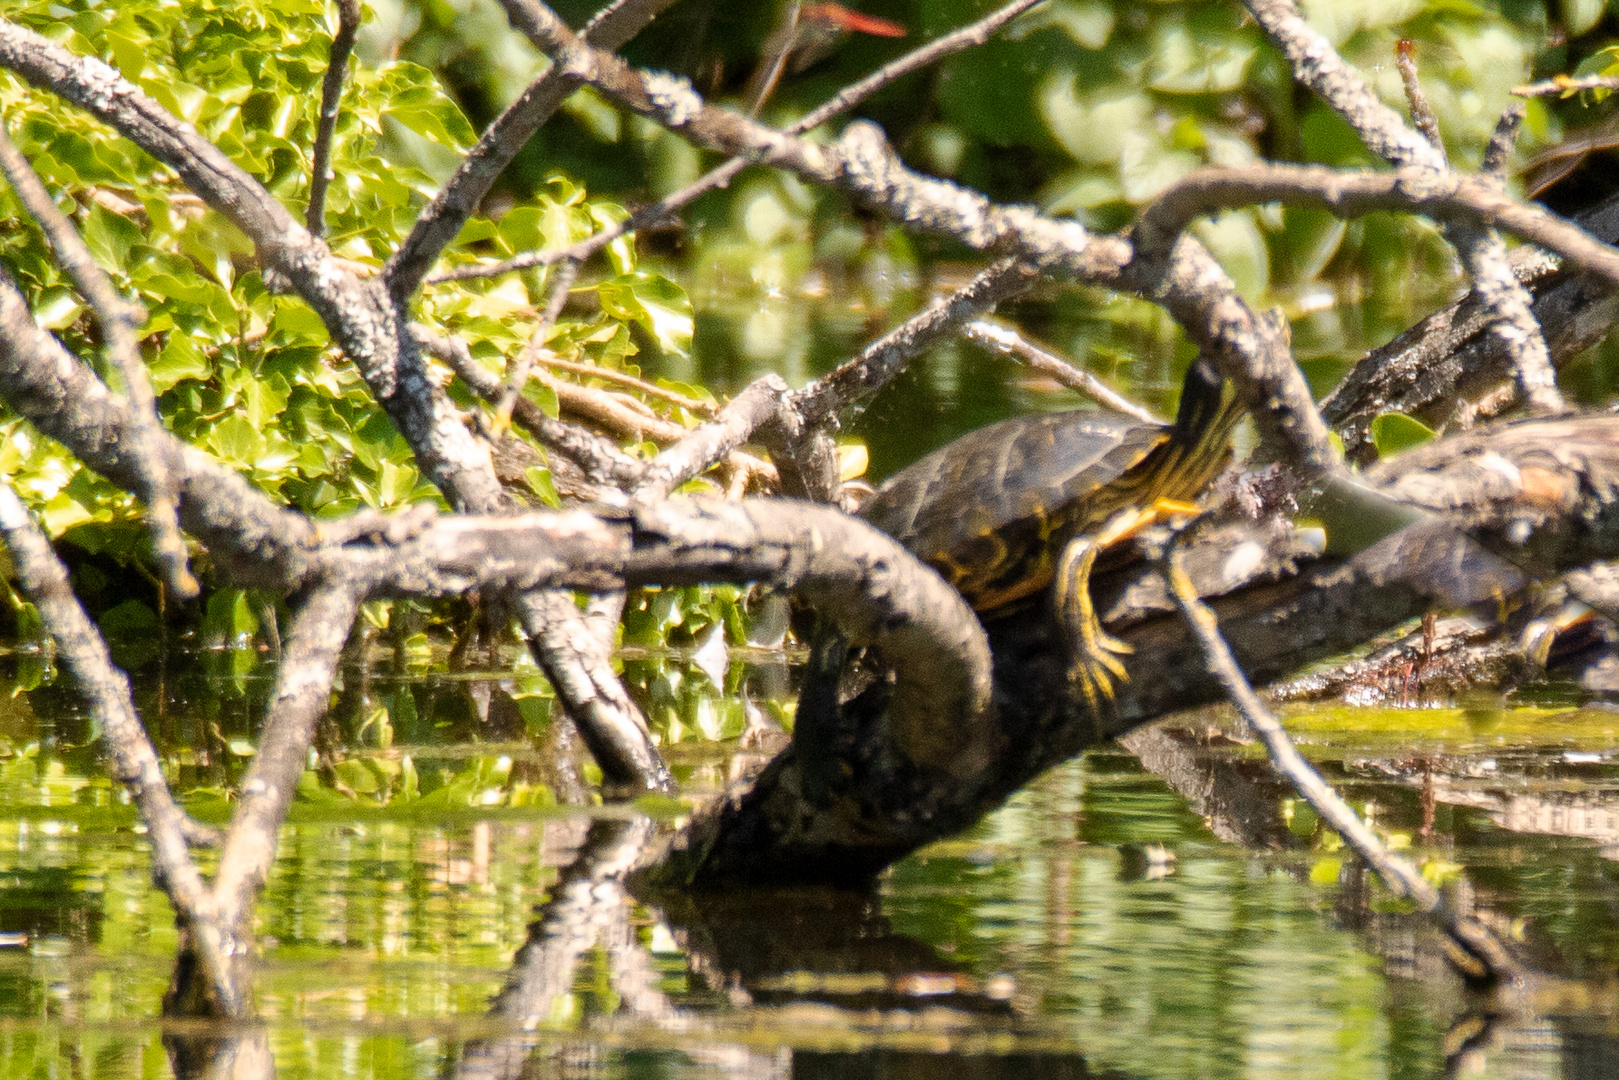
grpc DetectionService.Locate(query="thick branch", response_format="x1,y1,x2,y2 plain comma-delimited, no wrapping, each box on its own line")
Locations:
647,411,1619,887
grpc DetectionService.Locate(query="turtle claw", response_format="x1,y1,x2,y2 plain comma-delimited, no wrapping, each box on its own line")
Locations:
1055,516,1145,714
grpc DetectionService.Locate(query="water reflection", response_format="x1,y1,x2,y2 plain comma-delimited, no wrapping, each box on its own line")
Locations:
5,658,1619,1077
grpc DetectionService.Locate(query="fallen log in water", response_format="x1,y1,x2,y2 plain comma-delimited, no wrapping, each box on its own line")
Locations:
642,413,1619,889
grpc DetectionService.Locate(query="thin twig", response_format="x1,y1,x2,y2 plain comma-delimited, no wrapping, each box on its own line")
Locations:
793,258,1039,428
1480,101,1524,180
1162,533,1521,984
430,0,1043,285
1136,164,1619,294
1513,73,1619,97
1245,0,1564,416
634,374,789,500
962,318,1160,422
412,325,646,490
496,0,1342,479
386,0,680,299
0,124,197,599
533,353,714,414
493,258,578,432
1395,39,1445,162
306,0,362,237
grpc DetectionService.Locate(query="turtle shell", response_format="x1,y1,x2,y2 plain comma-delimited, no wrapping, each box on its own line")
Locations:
859,409,1172,612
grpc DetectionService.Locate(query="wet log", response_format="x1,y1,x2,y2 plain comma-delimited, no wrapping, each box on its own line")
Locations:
642,413,1619,889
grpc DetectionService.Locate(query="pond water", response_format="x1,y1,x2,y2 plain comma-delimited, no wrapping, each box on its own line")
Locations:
2,650,1619,1079
11,256,1619,1078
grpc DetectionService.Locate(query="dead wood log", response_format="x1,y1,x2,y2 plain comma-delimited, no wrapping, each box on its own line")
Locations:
641,413,1619,890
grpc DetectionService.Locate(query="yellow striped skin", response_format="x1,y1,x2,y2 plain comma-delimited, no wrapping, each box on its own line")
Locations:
859,358,1243,709
860,360,1241,617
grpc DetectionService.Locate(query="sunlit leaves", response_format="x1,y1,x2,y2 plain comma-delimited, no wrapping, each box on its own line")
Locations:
0,0,702,588
597,273,693,357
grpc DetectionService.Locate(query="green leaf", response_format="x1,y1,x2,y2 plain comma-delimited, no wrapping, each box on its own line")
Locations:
205,415,266,466
271,301,329,343
34,288,82,331
1368,412,1437,457
379,64,478,150
149,332,211,393
1563,0,1605,37
597,273,692,356
524,466,561,508
203,589,260,649
38,493,97,537
1308,856,1343,887
1148,17,1256,93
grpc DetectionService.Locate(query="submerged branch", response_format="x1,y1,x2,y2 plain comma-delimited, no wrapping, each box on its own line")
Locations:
1163,535,1521,984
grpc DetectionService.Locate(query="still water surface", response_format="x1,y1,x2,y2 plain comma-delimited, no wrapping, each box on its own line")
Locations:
0,655,1617,1078
10,271,1619,1077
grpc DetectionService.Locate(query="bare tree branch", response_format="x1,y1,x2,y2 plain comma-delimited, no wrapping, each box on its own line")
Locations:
305,0,361,237
0,18,677,791
1514,73,1619,97
385,0,680,300
0,269,319,586
793,258,1039,430
1395,39,1444,160
1244,0,1565,415
431,0,1042,286
1321,195,1619,461
1135,164,1619,291
0,124,196,598
962,318,1161,423
634,375,790,501
493,1,1341,478
412,324,645,494
492,258,578,431
1480,101,1524,179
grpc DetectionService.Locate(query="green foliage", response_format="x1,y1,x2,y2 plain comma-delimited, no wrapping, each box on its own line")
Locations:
0,0,736,686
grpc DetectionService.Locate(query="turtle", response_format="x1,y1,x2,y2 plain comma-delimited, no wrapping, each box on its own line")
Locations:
859,356,1244,707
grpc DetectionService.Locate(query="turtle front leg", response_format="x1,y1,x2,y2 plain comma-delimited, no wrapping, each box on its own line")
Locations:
1053,510,1146,710
1054,500,1202,709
